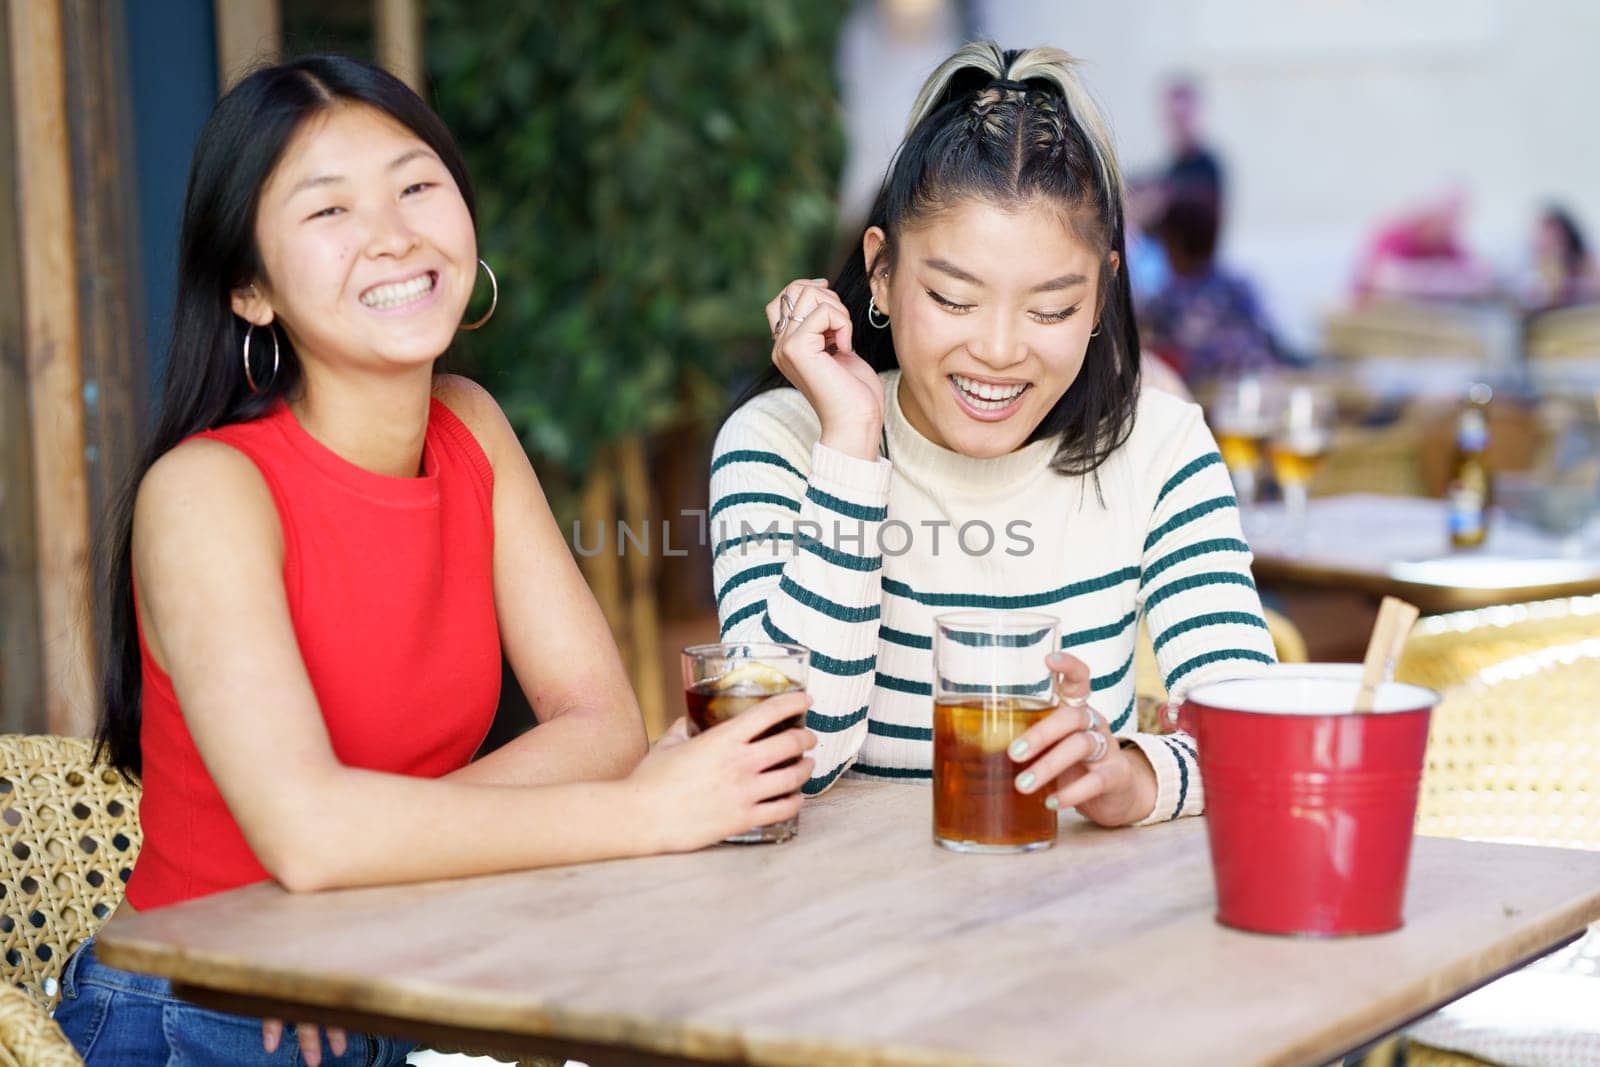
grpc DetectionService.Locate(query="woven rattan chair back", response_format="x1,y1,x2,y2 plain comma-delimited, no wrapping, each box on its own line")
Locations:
0,736,141,1012
1417,638,1600,848
1397,595,1600,693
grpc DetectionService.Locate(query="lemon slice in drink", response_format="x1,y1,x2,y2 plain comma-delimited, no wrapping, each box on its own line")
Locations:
952,703,1024,754
711,662,795,695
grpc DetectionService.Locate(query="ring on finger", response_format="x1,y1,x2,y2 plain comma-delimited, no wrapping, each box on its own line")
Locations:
1086,728,1110,763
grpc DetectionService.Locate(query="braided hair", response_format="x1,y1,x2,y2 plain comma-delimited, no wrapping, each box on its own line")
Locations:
737,42,1140,477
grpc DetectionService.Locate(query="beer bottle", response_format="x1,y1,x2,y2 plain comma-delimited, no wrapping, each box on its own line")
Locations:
1447,383,1493,548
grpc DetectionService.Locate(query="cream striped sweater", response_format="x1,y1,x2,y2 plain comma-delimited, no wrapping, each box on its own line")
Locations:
710,371,1275,823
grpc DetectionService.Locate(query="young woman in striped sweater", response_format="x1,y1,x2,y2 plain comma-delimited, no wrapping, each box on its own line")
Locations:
711,42,1276,827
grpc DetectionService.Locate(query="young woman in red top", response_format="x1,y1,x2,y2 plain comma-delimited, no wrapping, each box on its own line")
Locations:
58,56,813,1067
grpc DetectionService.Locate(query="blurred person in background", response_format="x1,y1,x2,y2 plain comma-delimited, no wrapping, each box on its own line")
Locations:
1352,186,1494,302
1161,75,1224,209
713,42,1275,828
1525,203,1600,309
1139,189,1282,387
1127,76,1222,307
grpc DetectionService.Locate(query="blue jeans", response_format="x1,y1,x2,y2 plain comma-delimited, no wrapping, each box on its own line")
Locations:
53,938,415,1066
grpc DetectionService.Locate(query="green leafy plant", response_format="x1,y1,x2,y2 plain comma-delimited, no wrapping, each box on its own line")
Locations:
427,1,847,481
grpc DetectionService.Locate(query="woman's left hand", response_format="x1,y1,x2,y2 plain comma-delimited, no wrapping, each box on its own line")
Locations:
1006,652,1157,827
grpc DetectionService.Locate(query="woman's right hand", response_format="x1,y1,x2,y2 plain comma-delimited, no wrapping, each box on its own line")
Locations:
629,691,816,852
766,279,885,461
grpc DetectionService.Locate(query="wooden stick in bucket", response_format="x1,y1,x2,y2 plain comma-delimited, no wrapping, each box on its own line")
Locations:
1354,596,1421,713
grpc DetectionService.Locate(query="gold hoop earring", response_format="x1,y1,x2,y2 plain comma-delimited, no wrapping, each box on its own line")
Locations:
867,296,890,329
460,259,498,331
243,322,280,394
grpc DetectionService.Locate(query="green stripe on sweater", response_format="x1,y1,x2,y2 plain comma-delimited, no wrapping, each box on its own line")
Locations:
719,600,766,636
882,566,1138,608
1152,611,1269,654
808,705,870,732
802,540,881,572
879,625,932,649
715,563,783,602
802,760,851,795
1091,649,1134,691
763,616,873,676
1144,495,1236,551
876,672,931,696
1156,452,1224,508
1144,570,1256,612
779,576,881,623
806,485,888,522
1161,735,1191,820
711,449,804,480
851,763,931,780
1109,692,1135,732
712,531,795,560
868,719,932,741
1062,611,1138,649
709,491,801,522
1165,648,1275,689
1141,538,1252,586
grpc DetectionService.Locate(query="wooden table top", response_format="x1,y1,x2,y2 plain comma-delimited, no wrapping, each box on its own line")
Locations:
97,781,1600,1067
1245,494,1600,613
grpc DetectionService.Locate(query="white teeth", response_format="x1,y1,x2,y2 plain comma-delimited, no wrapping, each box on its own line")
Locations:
952,374,1027,408
360,273,435,310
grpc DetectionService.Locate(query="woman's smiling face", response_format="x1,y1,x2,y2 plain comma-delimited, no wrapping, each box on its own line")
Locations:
867,197,1112,458
235,103,477,374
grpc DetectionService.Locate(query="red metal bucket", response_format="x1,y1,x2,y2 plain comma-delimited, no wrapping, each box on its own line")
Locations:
1178,667,1437,936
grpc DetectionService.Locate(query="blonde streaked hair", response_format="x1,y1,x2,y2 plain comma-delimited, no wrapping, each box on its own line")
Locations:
905,41,1122,215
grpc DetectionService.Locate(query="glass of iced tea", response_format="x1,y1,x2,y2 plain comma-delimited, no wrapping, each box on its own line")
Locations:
681,641,809,844
932,611,1060,853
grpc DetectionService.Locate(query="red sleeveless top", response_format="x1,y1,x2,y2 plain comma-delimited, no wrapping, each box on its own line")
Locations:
127,399,502,909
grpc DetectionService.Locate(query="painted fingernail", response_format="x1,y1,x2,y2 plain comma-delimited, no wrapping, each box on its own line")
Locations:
1008,738,1030,760
1045,795,1061,811
1016,771,1037,791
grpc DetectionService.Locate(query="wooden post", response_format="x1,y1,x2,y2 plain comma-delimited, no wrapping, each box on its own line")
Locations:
578,449,626,645
214,0,280,92
618,436,667,737
0,2,43,734
374,0,424,94
7,0,94,736
63,0,146,525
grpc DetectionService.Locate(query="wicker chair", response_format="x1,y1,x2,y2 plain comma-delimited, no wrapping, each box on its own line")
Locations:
0,737,556,1067
0,735,141,1066
1396,595,1600,693
1398,637,1600,1066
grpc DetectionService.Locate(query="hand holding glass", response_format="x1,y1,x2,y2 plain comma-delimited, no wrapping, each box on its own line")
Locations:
932,612,1060,853
682,642,809,843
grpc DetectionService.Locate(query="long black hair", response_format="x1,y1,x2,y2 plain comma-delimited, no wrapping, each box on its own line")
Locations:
94,56,477,777
736,42,1140,475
